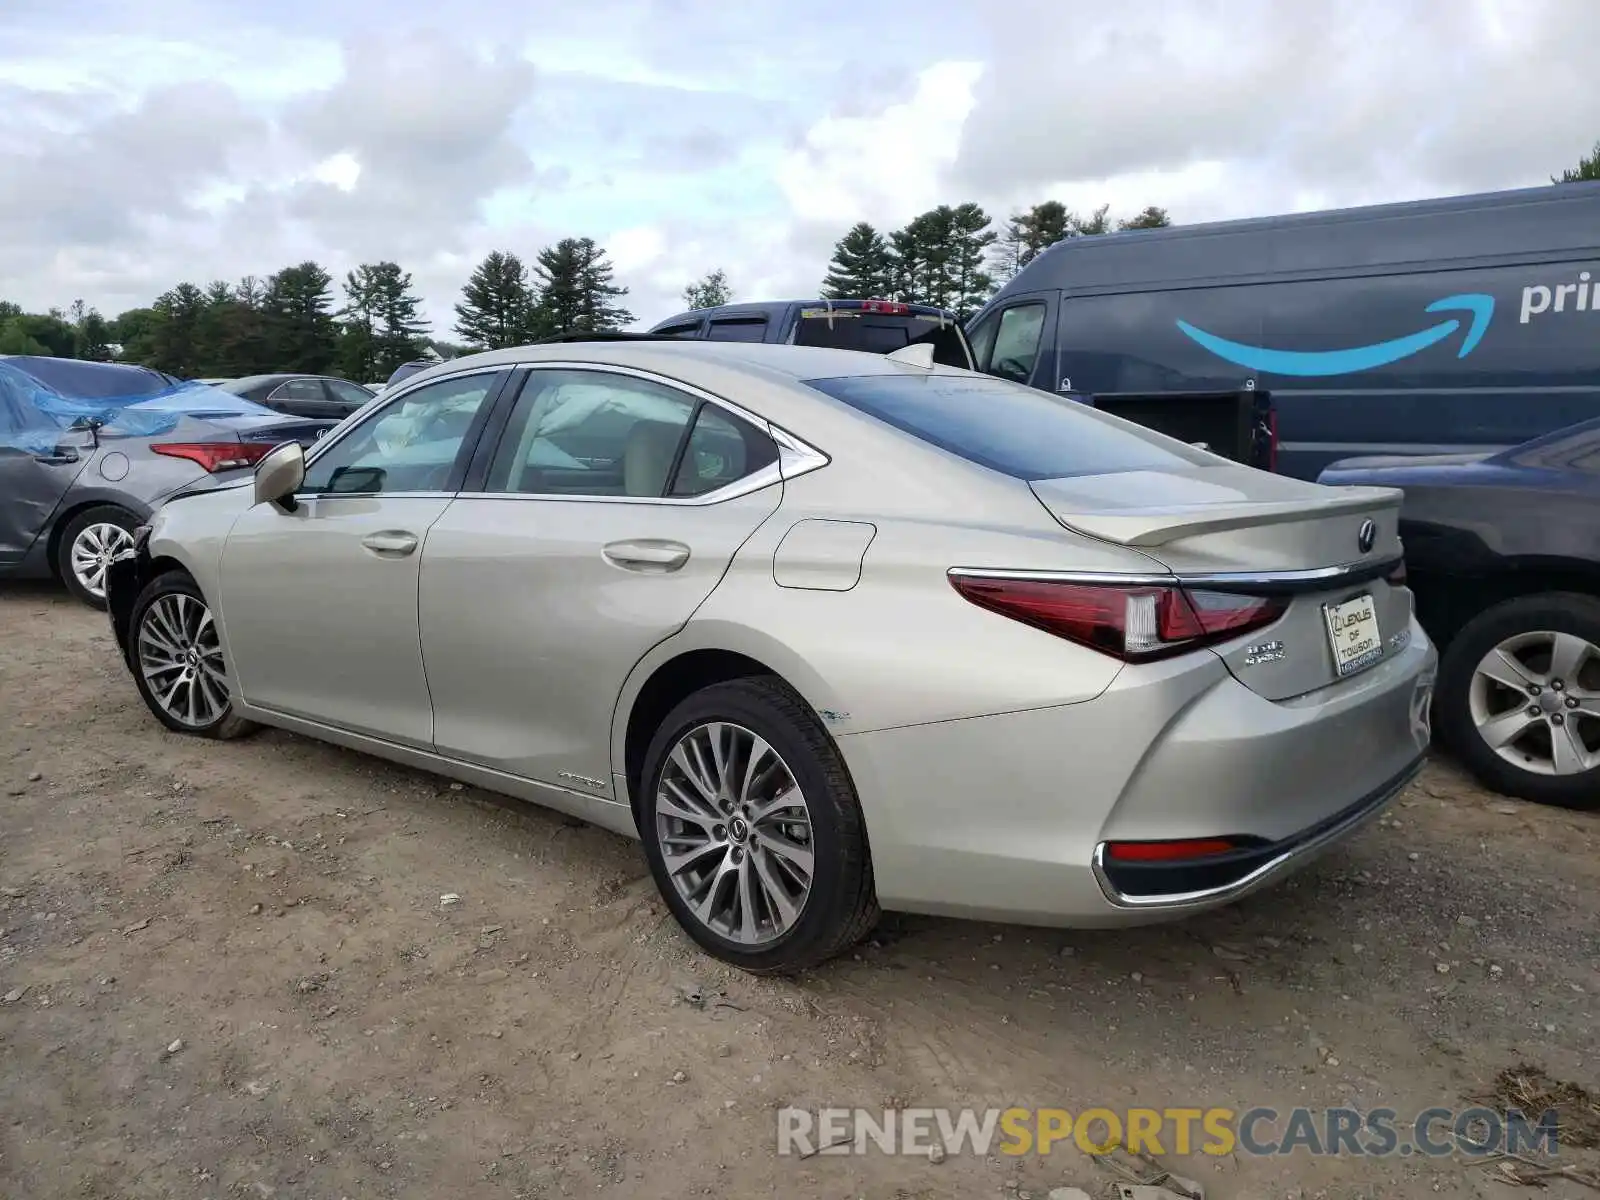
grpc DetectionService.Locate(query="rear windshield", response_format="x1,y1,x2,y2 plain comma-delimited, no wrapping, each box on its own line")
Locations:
792,310,972,368
803,373,1212,481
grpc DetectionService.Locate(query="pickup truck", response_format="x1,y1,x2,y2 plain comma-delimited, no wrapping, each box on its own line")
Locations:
647,299,1276,470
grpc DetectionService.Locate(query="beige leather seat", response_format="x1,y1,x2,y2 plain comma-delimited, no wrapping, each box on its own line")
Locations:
623,420,684,496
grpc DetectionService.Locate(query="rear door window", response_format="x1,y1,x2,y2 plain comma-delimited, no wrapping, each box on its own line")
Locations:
804,372,1210,481
792,309,972,368
706,317,769,342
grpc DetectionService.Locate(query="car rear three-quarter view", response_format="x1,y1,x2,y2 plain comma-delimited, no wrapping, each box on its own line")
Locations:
107,341,1436,974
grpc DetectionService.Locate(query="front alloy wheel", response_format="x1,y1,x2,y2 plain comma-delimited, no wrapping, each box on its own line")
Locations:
127,572,256,740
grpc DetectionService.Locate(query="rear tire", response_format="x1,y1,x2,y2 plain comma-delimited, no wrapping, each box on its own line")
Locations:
56,505,140,609
1436,592,1600,810
128,571,257,740
638,677,878,974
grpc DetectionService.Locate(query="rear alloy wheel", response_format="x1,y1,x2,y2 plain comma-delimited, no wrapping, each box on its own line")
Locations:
128,571,256,740
56,505,139,609
1438,593,1600,809
639,678,878,974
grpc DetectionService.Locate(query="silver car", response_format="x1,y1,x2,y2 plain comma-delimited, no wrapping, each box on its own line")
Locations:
106,341,1437,973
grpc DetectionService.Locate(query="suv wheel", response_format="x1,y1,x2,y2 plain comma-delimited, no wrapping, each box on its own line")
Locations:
1436,592,1600,809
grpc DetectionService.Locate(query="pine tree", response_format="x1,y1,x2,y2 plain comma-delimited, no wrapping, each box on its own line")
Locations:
820,223,895,299
340,262,429,379
67,299,112,361
1074,203,1112,236
454,250,536,349
682,269,733,310
996,201,1073,281
146,283,208,377
1555,140,1600,182
947,202,997,317
534,238,633,334
887,205,993,314
263,262,339,374
1118,205,1172,231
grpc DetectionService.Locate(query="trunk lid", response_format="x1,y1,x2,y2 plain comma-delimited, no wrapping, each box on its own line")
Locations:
1030,463,1410,700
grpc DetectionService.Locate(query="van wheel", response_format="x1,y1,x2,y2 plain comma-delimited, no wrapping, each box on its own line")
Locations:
1436,593,1600,809
128,571,257,740
56,505,139,609
638,678,878,974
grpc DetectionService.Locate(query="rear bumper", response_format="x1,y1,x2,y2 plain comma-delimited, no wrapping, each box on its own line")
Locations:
835,617,1436,927
1091,754,1423,909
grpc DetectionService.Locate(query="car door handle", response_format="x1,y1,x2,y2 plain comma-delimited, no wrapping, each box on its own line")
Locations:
33,451,79,466
602,539,690,572
361,530,419,556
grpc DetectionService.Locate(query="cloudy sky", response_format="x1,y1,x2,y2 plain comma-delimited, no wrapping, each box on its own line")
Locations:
2,0,1596,335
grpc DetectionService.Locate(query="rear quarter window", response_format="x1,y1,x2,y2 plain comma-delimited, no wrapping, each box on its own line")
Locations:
804,372,1212,481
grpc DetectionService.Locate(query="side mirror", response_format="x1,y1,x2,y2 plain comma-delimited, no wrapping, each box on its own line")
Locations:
254,441,306,512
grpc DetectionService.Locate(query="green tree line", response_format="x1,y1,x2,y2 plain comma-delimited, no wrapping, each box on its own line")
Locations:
819,199,1173,317
5,141,1594,378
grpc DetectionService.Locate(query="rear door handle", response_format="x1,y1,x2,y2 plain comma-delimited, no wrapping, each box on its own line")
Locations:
361,530,419,556
602,539,690,572
33,452,79,466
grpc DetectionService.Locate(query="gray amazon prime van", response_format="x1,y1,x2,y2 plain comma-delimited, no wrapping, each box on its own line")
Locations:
969,182,1600,480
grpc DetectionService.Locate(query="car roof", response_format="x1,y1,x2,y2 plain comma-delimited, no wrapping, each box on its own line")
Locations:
395,338,951,390
994,181,1600,295
0,355,173,398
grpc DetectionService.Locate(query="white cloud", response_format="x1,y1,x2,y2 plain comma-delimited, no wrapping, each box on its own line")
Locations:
0,0,1596,339
776,61,983,228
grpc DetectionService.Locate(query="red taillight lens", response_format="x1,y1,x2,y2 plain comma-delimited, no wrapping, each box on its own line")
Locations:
150,441,280,473
1105,838,1239,862
949,575,1288,662
858,299,911,314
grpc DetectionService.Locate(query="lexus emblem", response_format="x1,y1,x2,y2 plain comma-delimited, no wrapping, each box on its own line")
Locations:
1358,519,1377,554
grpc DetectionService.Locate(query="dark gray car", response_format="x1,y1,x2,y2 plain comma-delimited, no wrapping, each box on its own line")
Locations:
217,374,374,420
0,356,336,607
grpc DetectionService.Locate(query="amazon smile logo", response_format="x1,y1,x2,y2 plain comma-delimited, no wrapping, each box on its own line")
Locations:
1175,293,1495,377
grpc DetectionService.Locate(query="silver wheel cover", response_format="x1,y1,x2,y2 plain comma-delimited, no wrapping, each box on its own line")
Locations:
69,522,134,600
1469,629,1600,776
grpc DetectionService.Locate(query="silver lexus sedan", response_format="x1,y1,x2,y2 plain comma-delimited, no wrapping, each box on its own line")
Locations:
106,340,1437,973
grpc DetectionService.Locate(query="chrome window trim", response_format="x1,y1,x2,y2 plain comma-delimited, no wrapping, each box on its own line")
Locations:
300,365,507,472
452,359,831,507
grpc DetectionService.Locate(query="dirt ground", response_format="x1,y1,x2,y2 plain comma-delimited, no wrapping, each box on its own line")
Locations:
2,582,1597,1200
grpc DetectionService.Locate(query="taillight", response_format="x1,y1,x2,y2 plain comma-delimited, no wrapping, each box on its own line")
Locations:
150,441,280,473
857,299,911,314
948,575,1288,662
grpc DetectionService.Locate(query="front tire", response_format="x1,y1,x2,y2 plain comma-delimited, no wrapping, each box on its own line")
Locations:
1436,592,1600,809
128,571,256,740
56,505,140,609
638,678,878,974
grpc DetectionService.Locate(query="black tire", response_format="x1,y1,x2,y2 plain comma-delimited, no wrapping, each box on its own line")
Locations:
1436,591,1600,810
127,570,257,741
55,505,140,610
638,677,878,975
